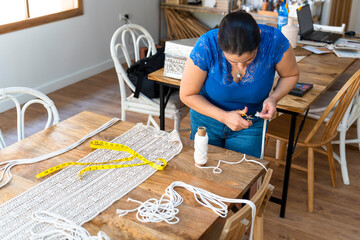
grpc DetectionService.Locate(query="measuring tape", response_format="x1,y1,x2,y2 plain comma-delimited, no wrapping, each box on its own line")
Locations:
36,140,167,180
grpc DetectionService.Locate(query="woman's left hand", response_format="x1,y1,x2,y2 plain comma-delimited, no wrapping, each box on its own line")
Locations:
260,97,277,120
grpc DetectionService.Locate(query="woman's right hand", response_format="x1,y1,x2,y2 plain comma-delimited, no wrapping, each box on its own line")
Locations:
223,107,252,131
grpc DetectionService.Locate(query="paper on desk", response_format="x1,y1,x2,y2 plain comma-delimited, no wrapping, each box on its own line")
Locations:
297,39,327,47
335,38,360,46
333,49,360,58
332,38,360,58
302,46,331,54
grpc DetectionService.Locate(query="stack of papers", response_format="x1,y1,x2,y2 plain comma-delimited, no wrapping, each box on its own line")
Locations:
301,38,360,58
332,38,360,58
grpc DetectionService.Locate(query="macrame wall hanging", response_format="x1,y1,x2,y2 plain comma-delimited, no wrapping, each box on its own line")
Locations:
0,123,183,240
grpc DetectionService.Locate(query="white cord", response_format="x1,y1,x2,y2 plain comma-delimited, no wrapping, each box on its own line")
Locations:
0,118,120,188
30,210,110,240
195,154,268,173
194,115,268,173
117,181,256,240
260,119,267,160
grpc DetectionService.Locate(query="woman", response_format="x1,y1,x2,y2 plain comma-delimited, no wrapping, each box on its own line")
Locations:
180,10,299,158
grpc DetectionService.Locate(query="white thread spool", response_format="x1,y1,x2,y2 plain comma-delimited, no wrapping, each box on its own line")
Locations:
194,127,208,166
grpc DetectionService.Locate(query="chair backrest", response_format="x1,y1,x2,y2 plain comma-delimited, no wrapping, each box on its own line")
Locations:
219,169,274,240
340,88,360,131
305,70,360,144
110,24,157,102
0,87,59,148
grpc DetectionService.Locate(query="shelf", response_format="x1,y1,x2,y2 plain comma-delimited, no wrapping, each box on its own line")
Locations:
161,2,234,15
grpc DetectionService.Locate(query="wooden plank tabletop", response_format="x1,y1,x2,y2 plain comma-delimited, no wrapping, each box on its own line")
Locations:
0,111,268,239
148,68,181,86
148,51,356,114
277,52,356,113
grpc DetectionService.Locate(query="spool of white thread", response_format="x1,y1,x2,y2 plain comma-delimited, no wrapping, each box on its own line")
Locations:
194,127,208,166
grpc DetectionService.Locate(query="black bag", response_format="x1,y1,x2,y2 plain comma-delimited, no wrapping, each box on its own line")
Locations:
127,47,165,99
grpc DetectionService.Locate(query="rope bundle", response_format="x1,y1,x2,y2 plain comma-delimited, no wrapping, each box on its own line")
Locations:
117,181,256,240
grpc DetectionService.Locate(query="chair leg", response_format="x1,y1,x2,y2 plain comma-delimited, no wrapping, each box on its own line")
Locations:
338,130,350,185
174,118,181,132
278,141,287,161
147,115,160,129
121,108,126,121
357,117,360,151
326,143,337,188
308,147,314,213
0,129,6,149
253,215,264,240
275,140,281,159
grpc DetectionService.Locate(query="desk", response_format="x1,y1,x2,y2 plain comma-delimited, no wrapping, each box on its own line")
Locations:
148,52,356,217
0,111,268,239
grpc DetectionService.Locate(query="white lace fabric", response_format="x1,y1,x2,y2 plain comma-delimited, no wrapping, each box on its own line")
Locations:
0,123,183,239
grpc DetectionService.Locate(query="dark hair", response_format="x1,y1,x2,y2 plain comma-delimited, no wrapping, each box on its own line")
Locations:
218,10,261,56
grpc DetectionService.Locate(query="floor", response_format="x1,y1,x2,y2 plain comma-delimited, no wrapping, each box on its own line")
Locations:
0,68,359,240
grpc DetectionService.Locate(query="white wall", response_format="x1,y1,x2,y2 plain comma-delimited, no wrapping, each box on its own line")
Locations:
0,0,160,112
321,0,332,25
349,0,360,33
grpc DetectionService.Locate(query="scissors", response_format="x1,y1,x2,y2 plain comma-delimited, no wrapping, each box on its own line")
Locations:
237,110,261,121
237,110,254,121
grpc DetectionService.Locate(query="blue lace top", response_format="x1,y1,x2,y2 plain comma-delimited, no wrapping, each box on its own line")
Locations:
189,24,290,115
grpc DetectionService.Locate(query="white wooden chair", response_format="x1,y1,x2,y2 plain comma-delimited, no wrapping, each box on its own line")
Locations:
307,66,360,185
0,87,59,149
110,24,188,131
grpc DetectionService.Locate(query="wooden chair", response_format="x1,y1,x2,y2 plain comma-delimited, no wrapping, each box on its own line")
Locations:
265,70,360,212
110,24,189,131
307,66,360,185
219,169,274,240
0,87,59,149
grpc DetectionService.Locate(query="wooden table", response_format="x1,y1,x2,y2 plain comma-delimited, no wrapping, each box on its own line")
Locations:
148,51,356,217
0,111,268,239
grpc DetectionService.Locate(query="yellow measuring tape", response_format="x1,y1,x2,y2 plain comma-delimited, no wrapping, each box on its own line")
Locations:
36,140,167,180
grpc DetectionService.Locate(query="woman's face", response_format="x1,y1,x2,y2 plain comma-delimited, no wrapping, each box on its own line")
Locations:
224,49,257,70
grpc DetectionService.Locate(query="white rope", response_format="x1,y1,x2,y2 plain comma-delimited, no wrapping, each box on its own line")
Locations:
0,118,120,188
117,181,257,240
194,115,268,173
30,210,110,240
195,154,268,173
260,119,267,160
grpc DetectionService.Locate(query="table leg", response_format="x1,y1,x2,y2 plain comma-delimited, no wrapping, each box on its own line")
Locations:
159,83,165,130
279,113,297,218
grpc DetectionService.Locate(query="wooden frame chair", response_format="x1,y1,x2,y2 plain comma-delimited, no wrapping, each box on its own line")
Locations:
265,70,360,212
0,87,59,149
110,24,189,131
219,169,274,240
307,88,360,185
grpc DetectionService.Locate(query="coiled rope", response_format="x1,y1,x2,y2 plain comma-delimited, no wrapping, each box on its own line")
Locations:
117,181,256,240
